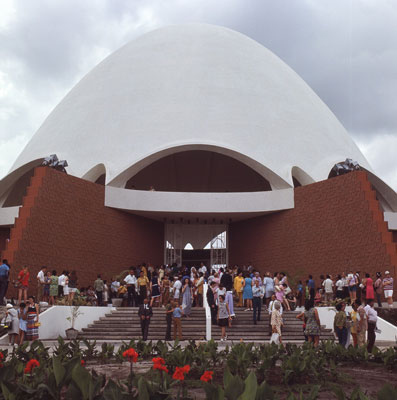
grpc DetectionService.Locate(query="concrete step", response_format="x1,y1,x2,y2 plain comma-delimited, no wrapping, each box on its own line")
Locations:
78,307,334,342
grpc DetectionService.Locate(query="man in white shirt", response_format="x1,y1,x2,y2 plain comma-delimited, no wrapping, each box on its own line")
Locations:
36,266,47,302
173,276,182,300
124,268,138,307
322,275,334,302
199,263,207,276
364,299,378,352
58,271,66,297
111,279,120,297
335,275,344,299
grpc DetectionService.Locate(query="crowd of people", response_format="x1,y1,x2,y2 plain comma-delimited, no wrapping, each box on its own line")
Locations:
0,258,394,347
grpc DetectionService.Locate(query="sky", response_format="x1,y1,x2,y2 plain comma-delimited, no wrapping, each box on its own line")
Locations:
1,0,397,189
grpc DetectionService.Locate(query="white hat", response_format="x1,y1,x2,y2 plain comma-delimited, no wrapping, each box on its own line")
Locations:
6,303,13,309
385,270,390,275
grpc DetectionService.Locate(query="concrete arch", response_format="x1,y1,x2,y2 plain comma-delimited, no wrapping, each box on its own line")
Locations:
0,158,44,207
108,144,290,190
291,166,315,187
82,163,107,184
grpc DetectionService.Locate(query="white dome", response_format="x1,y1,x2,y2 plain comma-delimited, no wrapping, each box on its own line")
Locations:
8,24,370,188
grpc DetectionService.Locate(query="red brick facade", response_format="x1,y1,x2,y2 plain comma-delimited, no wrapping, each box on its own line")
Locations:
2,168,396,297
2,167,164,292
229,171,397,283
0,227,10,254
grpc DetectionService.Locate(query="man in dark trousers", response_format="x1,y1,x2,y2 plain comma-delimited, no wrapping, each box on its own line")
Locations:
138,298,153,341
220,268,233,291
206,281,217,325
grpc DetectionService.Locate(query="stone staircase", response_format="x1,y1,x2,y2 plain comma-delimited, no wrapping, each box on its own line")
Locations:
79,307,335,342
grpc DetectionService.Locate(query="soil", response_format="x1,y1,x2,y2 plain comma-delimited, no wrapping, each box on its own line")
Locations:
85,360,397,399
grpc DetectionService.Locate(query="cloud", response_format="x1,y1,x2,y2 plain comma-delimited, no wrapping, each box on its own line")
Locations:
0,0,396,190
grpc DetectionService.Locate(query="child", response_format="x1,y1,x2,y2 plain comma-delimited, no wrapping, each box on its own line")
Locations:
172,301,183,340
314,288,322,305
217,295,231,341
18,302,27,344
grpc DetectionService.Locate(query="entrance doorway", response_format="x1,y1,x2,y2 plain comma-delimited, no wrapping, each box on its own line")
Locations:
164,223,227,270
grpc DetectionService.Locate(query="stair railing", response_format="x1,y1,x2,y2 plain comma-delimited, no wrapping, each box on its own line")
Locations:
203,282,211,340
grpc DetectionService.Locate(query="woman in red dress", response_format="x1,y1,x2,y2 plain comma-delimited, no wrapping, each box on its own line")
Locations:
17,266,30,304
364,273,374,303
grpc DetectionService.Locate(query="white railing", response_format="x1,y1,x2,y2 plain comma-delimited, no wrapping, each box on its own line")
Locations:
203,283,211,340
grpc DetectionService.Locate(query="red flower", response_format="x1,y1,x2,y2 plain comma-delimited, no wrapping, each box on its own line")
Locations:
81,360,85,366
152,357,168,373
152,357,165,365
200,370,214,382
172,365,190,381
122,348,138,363
24,359,40,374
181,365,190,374
0,352,4,360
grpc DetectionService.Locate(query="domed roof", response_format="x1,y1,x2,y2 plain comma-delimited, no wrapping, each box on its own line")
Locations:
9,23,370,187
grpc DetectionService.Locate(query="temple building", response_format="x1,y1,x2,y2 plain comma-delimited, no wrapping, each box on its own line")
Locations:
1,24,396,288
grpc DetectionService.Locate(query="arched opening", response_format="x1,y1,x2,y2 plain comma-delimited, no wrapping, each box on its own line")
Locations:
82,164,106,185
292,177,302,188
125,150,271,192
2,167,36,207
291,166,315,187
95,174,106,185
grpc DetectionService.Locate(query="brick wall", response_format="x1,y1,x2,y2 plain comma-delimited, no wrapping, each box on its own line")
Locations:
2,167,164,293
0,227,10,254
229,171,397,284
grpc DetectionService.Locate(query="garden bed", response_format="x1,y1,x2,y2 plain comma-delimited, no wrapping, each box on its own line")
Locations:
0,338,396,399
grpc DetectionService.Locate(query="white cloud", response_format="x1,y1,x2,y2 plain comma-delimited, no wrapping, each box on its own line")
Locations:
0,0,396,191
355,133,397,191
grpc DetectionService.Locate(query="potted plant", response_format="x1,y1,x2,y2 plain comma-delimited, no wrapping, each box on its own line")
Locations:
66,305,82,340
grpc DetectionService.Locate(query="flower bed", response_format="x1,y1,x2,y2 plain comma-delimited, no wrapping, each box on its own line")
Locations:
0,338,396,399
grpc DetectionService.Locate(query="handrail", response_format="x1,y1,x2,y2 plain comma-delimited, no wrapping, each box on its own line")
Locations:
203,282,211,340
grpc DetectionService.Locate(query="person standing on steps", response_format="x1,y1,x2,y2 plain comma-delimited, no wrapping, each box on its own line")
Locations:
270,301,283,344
172,300,183,340
233,271,244,307
303,298,321,347
263,272,275,308
217,294,231,341
382,271,394,308
374,272,383,308
252,279,264,324
124,268,137,307
356,299,367,347
0,260,10,306
242,272,253,311
181,278,193,318
364,298,378,352
138,298,153,341
307,275,315,300
206,281,218,325
36,266,47,303
94,275,104,306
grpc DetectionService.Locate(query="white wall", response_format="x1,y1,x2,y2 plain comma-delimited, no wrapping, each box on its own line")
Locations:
0,306,112,344
0,206,19,226
316,306,397,342
105,186,294,215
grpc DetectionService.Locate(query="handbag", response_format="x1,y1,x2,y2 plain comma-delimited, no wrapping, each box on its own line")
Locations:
1,316,12,330
270,333,280,344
